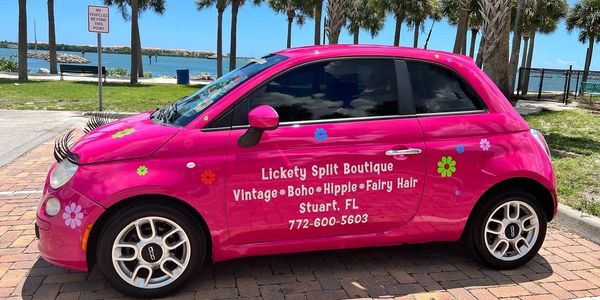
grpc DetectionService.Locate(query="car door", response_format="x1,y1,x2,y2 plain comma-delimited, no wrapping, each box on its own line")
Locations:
218,58,427,244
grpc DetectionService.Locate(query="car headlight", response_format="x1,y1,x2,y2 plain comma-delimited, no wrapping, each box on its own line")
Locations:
45,197,61,216
50,160,78,189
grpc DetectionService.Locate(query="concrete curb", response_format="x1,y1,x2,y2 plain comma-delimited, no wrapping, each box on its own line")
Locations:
555,203,600,245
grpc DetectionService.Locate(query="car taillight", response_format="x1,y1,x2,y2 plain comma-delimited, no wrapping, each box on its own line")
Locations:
530,129,551,158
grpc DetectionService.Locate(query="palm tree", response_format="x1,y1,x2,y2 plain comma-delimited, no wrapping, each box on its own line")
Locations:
196,0,227,78
326,0,345,44
479,0,511,95
452,0,470,54
18,0,27,81
311,0,324,45
345,0,385,44
406,0,442,48
269,0,313,48
508,0,525,94
385,0,411,46
566,0,599,82
521,0,567,93
104,0,166,83
229,0,262,71
48,0,57,74
442,0,481,56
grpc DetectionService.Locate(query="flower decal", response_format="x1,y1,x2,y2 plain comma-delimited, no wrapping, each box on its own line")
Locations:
455,190,461,196
62,203,83,229
112,128,135,139
314,128,327,142
456,144,465,154
480,138,491,151
200,170,216,185
137,166,148,176
202,115,209,121
437,156,457,177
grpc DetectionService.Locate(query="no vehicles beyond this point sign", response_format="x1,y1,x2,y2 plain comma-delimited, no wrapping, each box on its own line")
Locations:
88,5,109,33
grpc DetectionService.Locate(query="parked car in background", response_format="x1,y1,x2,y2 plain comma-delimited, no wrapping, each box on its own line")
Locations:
37,45,556,297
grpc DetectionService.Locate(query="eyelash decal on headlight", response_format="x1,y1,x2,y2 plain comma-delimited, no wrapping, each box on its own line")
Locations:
53,129,79,164
84,111,117,133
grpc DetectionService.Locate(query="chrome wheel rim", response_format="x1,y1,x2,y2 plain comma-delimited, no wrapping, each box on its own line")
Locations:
112,216,191,289
484,201,539,261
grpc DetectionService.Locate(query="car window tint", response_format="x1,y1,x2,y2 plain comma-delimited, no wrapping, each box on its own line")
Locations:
231,59,402,125
406,61,484,114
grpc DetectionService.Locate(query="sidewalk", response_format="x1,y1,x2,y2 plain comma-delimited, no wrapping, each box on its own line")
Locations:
0,132,599,299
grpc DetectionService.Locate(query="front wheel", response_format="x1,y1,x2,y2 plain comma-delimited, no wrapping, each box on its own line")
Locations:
96,202,206,298
466,189,547,269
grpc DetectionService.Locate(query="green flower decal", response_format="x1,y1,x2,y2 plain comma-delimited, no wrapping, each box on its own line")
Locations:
136,166,148,176
112,128,135,139
437,156,457,177
202,115,209,121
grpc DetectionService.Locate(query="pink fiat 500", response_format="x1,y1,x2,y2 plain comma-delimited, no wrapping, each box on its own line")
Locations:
37,45,556,297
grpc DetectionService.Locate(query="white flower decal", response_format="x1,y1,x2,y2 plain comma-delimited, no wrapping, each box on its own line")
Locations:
480,138,491,151
62,202,83,229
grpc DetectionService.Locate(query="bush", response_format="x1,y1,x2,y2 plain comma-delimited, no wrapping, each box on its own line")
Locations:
0,57,19,72
107,67,128,77
143,72,153,78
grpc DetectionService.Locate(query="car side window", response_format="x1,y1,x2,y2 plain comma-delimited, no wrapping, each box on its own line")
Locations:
229,59,405,126
406,61,484,114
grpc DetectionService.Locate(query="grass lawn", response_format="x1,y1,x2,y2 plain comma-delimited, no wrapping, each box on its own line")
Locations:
524,109,600,217
0,79,203,112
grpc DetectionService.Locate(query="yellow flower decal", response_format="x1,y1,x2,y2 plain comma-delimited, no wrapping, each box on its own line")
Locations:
137,166,148,176
200,170,216,185
112,128,135,139
437,156,456,177
203,115,209,121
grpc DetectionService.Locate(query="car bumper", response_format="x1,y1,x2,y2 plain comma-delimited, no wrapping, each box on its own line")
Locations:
37,185,105,272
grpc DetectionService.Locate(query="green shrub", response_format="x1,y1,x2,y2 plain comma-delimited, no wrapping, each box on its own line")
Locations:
107,67,128,77
0,57,19,72
143,72,153,78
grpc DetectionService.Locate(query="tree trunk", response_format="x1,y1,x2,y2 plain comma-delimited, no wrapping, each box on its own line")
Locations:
18,0,28,81
48,0,57,74
453,1,469,54
469,29,477,58
393,15,402,46
413,21,420,48
522,31,535,94
583,35,595,82
287,17,293,48
130,0,139,84
353,27,359,44
216,9,224,78
476,34,485,67
508,0,525,96
314,1,322,45
229,0,239,71
483,11,511,96
519,36,529,93
137,30,144,77
461,27,467,55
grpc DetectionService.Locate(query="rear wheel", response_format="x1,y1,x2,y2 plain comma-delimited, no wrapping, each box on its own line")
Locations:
466,189,547,269
96,202,205,298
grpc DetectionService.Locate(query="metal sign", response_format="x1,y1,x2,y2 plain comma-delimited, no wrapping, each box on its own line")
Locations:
88,6,109,33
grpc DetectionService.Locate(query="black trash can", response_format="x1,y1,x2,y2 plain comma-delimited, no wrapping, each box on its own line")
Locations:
176,69,190,85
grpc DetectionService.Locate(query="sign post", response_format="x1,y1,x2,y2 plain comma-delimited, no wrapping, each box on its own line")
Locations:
88,5,109,111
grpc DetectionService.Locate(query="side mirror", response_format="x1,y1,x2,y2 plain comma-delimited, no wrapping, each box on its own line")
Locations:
248,105,279,130
238,105,279,147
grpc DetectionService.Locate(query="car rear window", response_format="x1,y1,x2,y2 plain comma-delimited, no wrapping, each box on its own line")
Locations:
406,61,484,114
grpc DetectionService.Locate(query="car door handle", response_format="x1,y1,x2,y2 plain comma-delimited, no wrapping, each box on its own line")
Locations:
385,148,422,156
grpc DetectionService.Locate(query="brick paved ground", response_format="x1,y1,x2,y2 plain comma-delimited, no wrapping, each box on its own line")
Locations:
0,136,599,300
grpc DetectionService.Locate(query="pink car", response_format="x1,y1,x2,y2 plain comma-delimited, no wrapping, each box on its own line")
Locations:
37,45,556,297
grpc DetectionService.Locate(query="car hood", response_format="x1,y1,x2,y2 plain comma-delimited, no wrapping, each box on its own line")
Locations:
71,112,180,164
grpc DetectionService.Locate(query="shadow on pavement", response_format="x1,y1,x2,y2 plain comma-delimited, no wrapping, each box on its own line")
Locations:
22,242,553,299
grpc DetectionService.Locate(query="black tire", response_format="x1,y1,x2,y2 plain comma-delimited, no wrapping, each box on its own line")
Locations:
96,201,206,298
465,189,547,269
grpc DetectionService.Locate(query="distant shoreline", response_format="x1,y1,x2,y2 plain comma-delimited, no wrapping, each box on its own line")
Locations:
0,41,253,59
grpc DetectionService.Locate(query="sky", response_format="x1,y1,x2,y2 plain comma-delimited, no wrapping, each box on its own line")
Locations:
0,0,595,70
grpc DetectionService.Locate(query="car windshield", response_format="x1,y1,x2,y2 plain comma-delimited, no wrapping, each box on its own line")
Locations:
151,54,288,126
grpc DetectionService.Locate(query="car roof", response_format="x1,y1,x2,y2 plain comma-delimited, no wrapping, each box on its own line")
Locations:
274,44,475,66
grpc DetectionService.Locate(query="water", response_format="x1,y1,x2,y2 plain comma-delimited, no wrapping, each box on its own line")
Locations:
0,47,251,77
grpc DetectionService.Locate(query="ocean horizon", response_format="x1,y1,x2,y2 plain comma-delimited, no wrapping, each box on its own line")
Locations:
0,47,251,77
